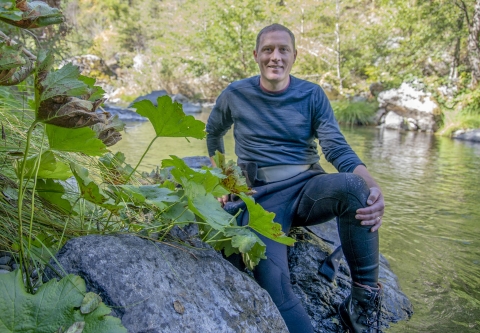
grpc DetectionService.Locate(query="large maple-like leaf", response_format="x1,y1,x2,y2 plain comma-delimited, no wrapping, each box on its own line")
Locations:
16,150,72,180
133,96,205,139
47,124,108,156
239,193,295,246
0,270,127,333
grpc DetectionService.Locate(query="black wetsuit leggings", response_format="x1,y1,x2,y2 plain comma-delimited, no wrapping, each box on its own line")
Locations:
242,172,380,333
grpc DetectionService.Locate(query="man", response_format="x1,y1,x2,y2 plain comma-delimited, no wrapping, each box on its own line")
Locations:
206,23,384,333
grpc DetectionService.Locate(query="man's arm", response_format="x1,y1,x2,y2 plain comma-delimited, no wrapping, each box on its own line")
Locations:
353,165,384,232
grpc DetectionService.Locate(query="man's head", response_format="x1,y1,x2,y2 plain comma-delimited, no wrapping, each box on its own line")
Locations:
255,24,296,52
254,24,297,92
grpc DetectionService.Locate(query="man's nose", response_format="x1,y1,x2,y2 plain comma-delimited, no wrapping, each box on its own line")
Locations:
271,48,281,61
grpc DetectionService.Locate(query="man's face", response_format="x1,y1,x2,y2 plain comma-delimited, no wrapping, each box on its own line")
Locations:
253,30,297,91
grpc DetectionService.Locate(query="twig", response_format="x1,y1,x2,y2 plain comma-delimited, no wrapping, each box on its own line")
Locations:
0,30,37,61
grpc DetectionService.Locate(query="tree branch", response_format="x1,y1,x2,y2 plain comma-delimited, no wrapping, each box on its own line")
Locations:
0,30,37,61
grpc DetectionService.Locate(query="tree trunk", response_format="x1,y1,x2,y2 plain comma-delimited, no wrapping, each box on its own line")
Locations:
450,14,464,82
335,0,343,94
467,0,480,87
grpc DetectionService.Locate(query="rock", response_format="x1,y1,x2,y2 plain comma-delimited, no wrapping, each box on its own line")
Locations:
452,129,480,142
370,82,385,97
181,156,212,169
0,255,11,265
128,90,169,107
374,108,387,125
407,118,418,131
384,111,406,130
289,224,413,332
377,83,440,132
102,104,147,122
45,235,289,333
128,91,202,113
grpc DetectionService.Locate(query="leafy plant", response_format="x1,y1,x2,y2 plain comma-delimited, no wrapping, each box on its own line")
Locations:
0,270,126,333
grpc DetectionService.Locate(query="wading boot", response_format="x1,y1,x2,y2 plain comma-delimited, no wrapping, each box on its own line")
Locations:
338,282,383,333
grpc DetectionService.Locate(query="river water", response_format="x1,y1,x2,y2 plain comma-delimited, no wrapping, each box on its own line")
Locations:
113,110,480,332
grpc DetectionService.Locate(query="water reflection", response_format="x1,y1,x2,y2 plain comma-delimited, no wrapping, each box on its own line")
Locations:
113,113,480,332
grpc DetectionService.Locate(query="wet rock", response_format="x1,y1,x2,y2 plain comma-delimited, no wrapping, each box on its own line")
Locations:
102,104,147,122
128,90,168,107
0,255,11,265
128,91,202,113
45,235,289,333
377,82,440,132
452,129,480,143
384,111,407,130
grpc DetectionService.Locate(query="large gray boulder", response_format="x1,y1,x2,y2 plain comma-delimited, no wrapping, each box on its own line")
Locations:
46,222,413,333
46,234,288,333
377,82,440,132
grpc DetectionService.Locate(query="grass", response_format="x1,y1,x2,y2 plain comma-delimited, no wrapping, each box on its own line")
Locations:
331,100,378,126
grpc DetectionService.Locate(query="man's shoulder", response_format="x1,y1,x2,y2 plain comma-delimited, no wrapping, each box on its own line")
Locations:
226,76,259,92
290,75,321,92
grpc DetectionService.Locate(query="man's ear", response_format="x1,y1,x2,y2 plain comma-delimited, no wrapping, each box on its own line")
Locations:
294,49,297,62
253,49,258,62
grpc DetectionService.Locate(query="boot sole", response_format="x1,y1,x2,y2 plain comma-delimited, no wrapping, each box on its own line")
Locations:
338,302,352,333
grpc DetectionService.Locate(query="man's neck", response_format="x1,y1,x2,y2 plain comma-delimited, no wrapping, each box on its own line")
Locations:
259,76,291,93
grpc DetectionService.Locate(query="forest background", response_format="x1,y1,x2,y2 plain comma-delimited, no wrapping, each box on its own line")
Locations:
9,0,480,134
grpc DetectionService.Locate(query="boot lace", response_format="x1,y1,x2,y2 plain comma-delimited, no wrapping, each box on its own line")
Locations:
358,289,384,333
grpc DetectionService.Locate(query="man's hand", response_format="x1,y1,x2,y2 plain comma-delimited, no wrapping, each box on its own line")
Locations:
217,194,229,207
355,186,384,232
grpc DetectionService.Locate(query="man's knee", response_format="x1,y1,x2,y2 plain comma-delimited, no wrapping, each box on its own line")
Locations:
344,173,370,208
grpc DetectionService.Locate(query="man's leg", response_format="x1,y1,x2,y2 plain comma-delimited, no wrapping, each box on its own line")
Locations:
294,172,379,286
253,236,314,333
294,172,382,333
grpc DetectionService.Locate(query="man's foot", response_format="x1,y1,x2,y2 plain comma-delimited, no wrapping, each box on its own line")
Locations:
338,282,383,333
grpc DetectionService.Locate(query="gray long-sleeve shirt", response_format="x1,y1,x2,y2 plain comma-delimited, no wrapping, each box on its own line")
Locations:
206,75,364,172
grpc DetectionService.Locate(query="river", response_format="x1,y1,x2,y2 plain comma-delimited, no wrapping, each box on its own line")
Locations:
112,109,480,332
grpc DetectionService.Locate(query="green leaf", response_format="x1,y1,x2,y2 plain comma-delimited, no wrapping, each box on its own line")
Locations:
162,156,228,198
0,43,25,71
70,163,121,211
0,0,22,21
185,181,234,230
78,75,105,102
73,302,127,333
80,292,102,315
0,270,84,333
212,151,253,195
239,193,295,246
17,150,72,180
64,321,85,333
40,64,89,101
47,124,108,156
243,241,268,270
36,179,77,215
161,201,195,225
133,96,205,139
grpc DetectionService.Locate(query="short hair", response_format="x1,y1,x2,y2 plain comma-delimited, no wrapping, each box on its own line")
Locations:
255,24,296,51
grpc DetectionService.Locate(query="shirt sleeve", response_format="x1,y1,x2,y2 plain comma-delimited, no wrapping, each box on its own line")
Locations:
206,89,234,157
312,88,365,173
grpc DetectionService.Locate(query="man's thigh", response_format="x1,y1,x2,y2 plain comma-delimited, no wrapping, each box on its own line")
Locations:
294,172,369,227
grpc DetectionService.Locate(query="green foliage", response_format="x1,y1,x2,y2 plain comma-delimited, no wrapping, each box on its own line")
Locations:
133,96,205,139
46,125,108,156
331,100,377,126
0,270,126,333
